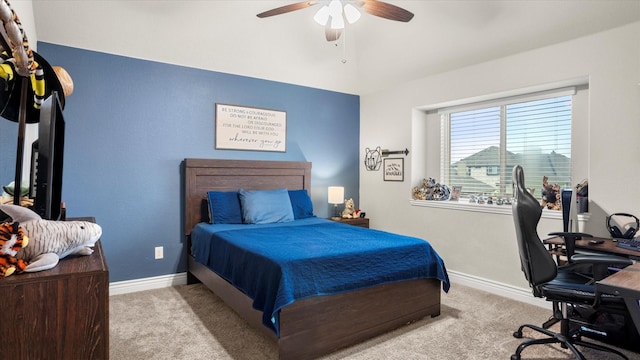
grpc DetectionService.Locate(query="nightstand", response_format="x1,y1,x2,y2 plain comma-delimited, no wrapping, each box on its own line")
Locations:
330,217,370,228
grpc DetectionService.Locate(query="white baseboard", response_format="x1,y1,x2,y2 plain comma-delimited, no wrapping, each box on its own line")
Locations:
109,270,548,310
447,270,548,309
109,272,188,296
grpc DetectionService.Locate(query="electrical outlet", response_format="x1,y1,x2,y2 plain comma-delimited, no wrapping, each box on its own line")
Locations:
154,246,163,259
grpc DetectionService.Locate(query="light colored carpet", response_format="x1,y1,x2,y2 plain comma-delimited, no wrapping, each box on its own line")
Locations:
110,283,640,359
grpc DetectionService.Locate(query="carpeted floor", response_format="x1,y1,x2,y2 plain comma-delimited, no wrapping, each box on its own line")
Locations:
110,283,640,359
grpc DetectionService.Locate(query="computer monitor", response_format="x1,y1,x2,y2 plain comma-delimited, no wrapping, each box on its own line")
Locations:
30,91,65,220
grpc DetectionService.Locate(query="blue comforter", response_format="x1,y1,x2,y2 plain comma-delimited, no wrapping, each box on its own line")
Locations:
191,217,450,337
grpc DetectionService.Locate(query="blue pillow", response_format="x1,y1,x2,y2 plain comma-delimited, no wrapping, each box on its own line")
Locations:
288,189,315,219
238,188,294,224
207,191,243,224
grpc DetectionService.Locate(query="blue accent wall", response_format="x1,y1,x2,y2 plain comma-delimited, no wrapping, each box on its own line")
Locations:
36,43,360,282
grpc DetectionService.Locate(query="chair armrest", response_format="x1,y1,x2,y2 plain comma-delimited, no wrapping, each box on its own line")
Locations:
570,254,633,281
571,254,633,266
548,232,593,262
548,231,593,239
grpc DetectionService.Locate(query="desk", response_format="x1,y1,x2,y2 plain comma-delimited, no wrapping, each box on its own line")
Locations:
543,236,640,260
597,263,640,335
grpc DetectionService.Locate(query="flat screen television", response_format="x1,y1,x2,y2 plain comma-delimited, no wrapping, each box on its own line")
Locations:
30,91,65,220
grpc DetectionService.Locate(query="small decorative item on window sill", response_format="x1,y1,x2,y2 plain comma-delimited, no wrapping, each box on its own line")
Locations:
450,186,462,201
411,177,451,201
575,179,588,213
541,176,562,211
468,194,512,205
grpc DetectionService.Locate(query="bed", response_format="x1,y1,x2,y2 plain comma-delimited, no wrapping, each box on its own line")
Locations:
183,158,450,360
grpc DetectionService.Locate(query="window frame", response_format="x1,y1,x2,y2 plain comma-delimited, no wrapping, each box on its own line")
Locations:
410,80,590,219
439,89,574,200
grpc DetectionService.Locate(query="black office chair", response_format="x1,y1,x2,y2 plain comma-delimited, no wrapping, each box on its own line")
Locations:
511,165,633,360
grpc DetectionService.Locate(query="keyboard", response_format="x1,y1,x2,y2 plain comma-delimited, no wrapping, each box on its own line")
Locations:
615,238,640,251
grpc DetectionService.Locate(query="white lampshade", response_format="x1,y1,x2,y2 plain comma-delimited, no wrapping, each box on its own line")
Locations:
344,3,361,24
328,186,345,205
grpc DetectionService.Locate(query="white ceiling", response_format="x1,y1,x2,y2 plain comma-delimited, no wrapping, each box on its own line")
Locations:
32,0,640,95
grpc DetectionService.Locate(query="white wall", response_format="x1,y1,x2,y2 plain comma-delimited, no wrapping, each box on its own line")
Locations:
360,22,640,289
11,1,36,46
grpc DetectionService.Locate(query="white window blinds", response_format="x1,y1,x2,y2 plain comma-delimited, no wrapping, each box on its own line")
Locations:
440,90,573,199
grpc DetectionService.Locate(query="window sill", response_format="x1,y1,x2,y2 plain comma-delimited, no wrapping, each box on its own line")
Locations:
409,199,591,221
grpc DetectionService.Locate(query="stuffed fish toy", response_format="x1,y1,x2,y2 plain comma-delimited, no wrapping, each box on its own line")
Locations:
0,204,102,272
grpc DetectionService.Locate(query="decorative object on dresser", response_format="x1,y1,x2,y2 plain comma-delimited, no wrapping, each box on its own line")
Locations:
0,0,73,213
0,219,108,359
183,159,449,360
0,203,102,272
0,221,28,276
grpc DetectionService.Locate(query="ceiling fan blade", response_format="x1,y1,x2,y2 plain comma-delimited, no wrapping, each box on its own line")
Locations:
360,0,414,22
325,25,342,42
257,1,319,18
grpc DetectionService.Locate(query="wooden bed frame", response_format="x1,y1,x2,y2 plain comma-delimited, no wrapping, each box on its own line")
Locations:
183,158,443,360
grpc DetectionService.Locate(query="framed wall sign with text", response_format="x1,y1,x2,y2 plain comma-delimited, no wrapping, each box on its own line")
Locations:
383,158,404,181
215,103,286,152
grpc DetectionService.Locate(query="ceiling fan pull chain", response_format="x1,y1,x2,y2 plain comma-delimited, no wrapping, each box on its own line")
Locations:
341,26,347,64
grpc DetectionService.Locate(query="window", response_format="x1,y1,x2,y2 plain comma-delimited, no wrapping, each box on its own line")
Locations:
486,166,499,176
440,92,572,200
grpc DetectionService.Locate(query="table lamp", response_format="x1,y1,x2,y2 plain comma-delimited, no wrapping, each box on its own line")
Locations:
328,186,344,219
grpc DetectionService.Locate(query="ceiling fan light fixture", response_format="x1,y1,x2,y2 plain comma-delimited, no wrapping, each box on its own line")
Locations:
343,3,361,24
328,0,343,15
330,14,345,29
313,5,330,26
328,0,344,29
257,0,414,42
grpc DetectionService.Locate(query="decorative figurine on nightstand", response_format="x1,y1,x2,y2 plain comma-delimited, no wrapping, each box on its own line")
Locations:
341,198,356,218
0,222,29,277
0,204,102,273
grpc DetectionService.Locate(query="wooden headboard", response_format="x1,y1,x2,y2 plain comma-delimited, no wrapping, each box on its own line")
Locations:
183,159,312,235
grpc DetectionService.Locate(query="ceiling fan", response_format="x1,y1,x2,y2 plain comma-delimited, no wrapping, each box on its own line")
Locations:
257,0,414,42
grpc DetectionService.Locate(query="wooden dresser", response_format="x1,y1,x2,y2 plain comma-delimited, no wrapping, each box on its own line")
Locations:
0,239,109,359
